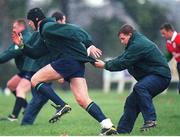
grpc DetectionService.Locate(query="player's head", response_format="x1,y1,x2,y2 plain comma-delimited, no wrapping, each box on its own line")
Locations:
118,24,134,46
12,19,27,34
160,23,174,39
27,7,45,30
51,11,66,24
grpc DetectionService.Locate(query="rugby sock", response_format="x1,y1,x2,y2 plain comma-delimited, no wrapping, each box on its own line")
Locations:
12,97,27,118
86,102,107,122
100,118,113,129
35,82,66,106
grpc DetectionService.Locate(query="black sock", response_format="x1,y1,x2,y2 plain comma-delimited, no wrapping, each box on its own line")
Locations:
86,102,106,122
12,90,16,97
22,99,28,109
35,82,66,106
12,97,26,118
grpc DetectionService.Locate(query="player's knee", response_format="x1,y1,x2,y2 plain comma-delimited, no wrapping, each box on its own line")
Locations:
16,90,26,98
16,84,31,93
31,75,39,87
133,84,145,95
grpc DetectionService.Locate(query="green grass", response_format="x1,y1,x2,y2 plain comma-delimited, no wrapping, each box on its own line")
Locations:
0,90,180,136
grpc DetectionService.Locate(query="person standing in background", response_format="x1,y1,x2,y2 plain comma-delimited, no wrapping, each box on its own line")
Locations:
160,23,180,94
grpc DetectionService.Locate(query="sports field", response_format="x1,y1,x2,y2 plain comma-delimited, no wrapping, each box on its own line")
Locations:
0,90,180,136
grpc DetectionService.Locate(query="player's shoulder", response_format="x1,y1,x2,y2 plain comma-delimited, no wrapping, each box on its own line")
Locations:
176,32,180,37
174,33,180,43
176,32,180,38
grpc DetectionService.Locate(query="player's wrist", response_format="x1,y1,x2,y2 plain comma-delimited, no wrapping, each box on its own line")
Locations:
19,40,24,49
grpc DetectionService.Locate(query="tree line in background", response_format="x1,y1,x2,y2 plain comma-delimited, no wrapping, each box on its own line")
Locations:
0,0,173,89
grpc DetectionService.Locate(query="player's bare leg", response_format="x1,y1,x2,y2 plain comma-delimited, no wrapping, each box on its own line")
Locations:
8,78,31,121
31,64,71,123
70,77,117,135
7,74,21,95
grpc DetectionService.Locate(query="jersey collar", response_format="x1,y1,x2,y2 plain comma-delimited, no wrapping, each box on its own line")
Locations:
171,31,177,42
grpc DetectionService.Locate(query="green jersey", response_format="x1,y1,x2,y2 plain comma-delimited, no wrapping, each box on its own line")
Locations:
105,31,171,81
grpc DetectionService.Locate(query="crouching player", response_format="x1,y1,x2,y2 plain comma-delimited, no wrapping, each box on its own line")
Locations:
95,24,171,133
0,19,35,121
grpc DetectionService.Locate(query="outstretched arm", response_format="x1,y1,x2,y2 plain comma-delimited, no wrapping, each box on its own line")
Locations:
0,45,22,63
41,21,102,58
95,43,146,71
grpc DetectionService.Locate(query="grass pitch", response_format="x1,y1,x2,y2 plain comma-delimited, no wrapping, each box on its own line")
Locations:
0,90,180,136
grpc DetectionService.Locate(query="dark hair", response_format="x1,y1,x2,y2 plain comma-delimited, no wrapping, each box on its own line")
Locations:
14,19,27,27
118,24,134,36
51,11,65,21
160,23,174,31
27,7,45,30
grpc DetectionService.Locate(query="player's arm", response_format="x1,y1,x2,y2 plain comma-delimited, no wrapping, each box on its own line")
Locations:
73,28,102,58
40,21,89,43
165,41,173,62
95,44,143,71
22,39,49,59
64,25,102,58
78,28,102,58
0,47,15,63
173,35,180,47
40,20,102,58
0,44,22,63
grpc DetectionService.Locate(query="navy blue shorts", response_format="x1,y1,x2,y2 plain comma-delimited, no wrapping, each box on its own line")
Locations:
17,71,35,81
50,59,85,81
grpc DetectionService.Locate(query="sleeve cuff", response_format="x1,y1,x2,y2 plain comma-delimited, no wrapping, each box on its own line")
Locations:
85,40,94,48
104,61,109,70
19,41,25,49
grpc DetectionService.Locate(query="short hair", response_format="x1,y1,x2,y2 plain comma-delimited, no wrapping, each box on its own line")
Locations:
14,19,27,27
160,23,174,31
118,24,134,36
51,11,65,21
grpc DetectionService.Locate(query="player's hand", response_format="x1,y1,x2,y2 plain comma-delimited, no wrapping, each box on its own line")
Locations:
11,31,21,46
87,45,102,58
94,59,105,69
